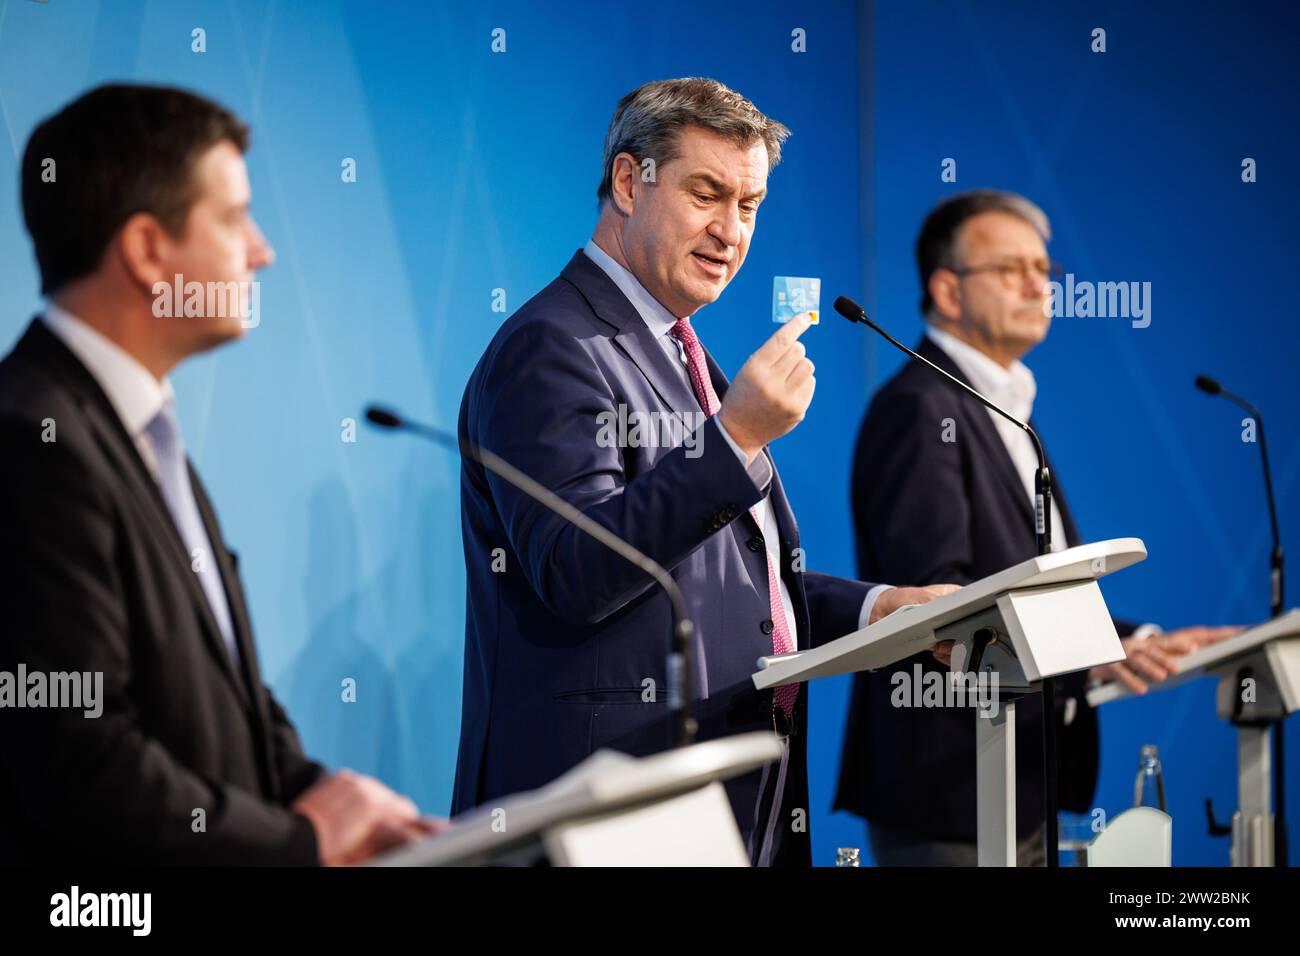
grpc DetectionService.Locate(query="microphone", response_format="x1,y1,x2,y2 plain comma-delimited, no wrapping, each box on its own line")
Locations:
834,295,1062,867
363,405,699,748
1195,375,1284,618
1195,374,1287,867
834,296,1054,557
1193,373,1222,396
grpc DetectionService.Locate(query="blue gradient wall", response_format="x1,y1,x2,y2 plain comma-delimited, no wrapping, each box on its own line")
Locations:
838,0,1300,866
0,0,870,852
0,0,1294,867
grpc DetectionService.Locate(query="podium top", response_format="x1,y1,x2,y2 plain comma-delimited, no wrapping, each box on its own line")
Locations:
1088,608,1300,707
369,731,782,866
753,538,1146,689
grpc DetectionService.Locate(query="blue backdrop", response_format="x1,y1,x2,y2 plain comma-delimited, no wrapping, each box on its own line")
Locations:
0,0,1294,865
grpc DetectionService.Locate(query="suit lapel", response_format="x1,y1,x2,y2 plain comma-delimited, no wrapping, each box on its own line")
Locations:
23,319,254,711
555,262,813,638
613,324,701,419
562,251,770,537
189,466,278,794
918,337,1037,533
559,251,701,418
189,467,266,711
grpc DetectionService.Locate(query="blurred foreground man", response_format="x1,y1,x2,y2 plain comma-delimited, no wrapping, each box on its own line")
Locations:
0,84,438,865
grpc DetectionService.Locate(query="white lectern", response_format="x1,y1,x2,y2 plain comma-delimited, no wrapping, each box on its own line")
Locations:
753,538,1146,866
1088,608,1300,866
369,731,782,866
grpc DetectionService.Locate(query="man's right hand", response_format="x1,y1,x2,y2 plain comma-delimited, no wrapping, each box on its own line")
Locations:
291,769,424,866
872,584,960,625
717,311,816,462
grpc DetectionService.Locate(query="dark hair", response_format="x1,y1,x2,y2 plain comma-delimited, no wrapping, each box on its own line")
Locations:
914,189,1050,315
21,83,250,295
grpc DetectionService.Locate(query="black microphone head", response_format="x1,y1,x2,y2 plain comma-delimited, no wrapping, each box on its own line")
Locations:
834,296,866,323
365,406,403,429
1194,374,1222,396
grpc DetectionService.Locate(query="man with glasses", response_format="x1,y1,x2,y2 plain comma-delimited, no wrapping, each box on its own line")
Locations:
834,190,1232,866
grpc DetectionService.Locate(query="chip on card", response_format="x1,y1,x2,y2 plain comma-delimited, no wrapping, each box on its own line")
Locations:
772,276,820,324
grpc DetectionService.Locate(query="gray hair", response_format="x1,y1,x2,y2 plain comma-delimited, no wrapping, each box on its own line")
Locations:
596,77,791,205
915,189,1052,315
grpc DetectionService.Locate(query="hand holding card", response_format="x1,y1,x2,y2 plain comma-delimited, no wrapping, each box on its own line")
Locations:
773,276,821,325
717,310,817,462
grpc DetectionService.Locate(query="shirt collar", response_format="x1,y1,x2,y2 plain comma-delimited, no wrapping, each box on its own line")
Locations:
925,323,1037,422
582,239,683,340
41,302,175,439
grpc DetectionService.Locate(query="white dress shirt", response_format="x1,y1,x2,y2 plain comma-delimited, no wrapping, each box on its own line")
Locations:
41,303,248,664
584,241,889,641
925,324,1067,552
42,303,174,479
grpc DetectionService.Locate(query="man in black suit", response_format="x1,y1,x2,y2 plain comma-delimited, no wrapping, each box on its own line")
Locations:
835,190,1233,865
0,84,438,865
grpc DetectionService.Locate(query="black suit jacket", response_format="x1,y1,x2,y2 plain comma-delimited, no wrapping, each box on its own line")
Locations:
0,318,325,865
835,336,1133,843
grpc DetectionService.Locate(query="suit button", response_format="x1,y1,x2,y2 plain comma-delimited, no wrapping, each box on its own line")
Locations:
760,618,774,635
747,534,764,552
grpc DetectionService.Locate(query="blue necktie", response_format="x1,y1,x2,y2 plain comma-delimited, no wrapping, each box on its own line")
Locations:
144,399,240,665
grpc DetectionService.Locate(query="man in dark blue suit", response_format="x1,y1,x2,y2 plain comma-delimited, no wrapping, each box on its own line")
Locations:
835,190,1234,865
452,78,951,866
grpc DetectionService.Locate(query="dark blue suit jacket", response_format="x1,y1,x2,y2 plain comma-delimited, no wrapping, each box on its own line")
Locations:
835,336,1133,844
452,250,877,865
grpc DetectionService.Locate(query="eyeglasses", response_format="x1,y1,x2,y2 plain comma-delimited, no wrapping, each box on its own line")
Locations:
951,258,1063,288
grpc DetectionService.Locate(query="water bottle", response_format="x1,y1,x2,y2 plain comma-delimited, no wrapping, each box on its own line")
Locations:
1133,744,1167,811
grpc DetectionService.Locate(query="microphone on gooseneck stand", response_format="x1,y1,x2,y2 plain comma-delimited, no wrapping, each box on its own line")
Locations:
1194,375,1285,619
834,296,1055,554
364,404,699,749
1195,373,1287,867
834,295,1063,867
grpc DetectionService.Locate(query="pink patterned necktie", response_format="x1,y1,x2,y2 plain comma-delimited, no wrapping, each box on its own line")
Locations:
669,317,798,717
